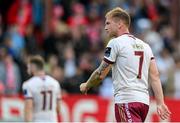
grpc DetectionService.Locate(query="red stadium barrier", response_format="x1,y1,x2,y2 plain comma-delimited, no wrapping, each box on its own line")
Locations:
0,95,179,122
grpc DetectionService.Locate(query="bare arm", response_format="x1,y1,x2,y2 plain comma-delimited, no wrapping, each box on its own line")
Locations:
56,99,61,115
56,98,61,121
24,99,33,122
149,59,164,105
80,61,112,93
149,59,171,120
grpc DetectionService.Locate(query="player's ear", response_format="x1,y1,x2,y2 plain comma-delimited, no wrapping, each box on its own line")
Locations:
118,22,122,29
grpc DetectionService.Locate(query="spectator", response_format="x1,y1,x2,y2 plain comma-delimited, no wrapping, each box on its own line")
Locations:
51,5,69,36
0,81,5,94
0,46,6,94
0,0,179,96
64,44,77,78
6,25,25,59
99,77,114,99
24,24,38,54
4,54,21,94
71,25,90,59
51,66,64,84
143,23,164,56
86,1,104,45
67,2,88,28
171,54,180,99
156,48,175,94
160,25,176,53
45,54,59,74
7,0,32,35
0,47,21,95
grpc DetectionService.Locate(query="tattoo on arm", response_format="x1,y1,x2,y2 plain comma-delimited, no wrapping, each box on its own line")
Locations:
86,61,111,89
98,62,110,76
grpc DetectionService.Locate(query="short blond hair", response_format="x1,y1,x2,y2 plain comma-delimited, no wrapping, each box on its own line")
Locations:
105,7,130,27
28,55,45,70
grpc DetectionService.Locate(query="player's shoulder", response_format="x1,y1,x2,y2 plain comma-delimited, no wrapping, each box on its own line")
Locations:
135,37,151,48
22,81,28,88
107,37,120,47
107,37,116,44
138,40,154,56
46,75,59,85
107,33,130,43
113,35,125,42
22,76,36,88
114,34,132,44
141,40,152,50
46,75,57,81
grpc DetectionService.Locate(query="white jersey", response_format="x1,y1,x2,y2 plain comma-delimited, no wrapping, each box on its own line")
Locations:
22,75,61,122
104,33,154,105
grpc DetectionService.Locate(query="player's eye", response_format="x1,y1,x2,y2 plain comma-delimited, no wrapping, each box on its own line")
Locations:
105,22,110,25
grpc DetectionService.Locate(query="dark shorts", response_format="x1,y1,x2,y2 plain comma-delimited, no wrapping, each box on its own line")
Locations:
115,102,149,122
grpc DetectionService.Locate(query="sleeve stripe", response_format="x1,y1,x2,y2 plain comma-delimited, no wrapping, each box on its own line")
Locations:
151,57,155,60
128,35,136,40
103,58,114,64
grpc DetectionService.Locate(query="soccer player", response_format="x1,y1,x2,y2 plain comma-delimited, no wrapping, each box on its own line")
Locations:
22,55,61,122
80,7,171,122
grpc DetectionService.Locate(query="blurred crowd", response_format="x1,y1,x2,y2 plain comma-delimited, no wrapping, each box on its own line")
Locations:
0,0,180,99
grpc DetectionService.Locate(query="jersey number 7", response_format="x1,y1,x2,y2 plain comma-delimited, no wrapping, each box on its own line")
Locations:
134,51,144,79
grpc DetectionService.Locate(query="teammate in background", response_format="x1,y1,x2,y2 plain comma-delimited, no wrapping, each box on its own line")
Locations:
80,7,171,122
22,55,61,122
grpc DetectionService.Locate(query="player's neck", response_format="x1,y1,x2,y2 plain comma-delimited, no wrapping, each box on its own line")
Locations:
118,28,129,36
33,70,46,77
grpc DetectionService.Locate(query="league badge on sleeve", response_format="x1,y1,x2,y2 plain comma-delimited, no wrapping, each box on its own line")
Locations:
23,89,28,96
104,47,111,57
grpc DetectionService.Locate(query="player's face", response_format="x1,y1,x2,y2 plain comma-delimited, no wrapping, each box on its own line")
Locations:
27,63,32,75
105,17,119,38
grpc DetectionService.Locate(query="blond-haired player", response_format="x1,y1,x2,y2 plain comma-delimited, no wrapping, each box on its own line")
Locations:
22,55,61,122
80,7,171,122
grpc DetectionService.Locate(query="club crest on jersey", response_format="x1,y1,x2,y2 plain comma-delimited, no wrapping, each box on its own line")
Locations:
104,47,111,57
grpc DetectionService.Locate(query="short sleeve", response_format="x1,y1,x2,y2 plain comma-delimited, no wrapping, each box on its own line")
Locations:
22,83,33,99
103,39,117,64
147,44,154,60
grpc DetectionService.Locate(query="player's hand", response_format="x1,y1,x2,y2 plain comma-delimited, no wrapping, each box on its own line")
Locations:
157,103,171,120
80,82,88,94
